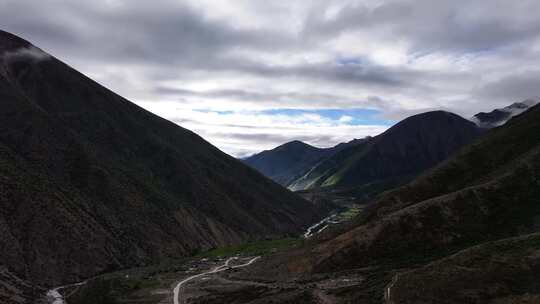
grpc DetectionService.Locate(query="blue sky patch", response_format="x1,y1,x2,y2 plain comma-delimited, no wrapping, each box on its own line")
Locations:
261,108,394,126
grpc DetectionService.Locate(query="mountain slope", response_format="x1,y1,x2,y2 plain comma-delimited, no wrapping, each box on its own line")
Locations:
471,99,539,128
386,232,540,303
0,30,328,291
201,104,540,304
289,111,482,192
243,141,329,186
298,104,540,275
244,139,367,187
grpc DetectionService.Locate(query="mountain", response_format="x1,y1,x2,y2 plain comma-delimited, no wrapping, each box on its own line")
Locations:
471,98,539,128
289,111,482,194
220,103,540,303
243,139,367,186
243,141,328,186
0,30,330,294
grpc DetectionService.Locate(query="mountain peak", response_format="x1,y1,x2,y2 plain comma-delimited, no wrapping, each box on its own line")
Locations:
385,110,476,135
0,30,31,53
471,99,539,128
283,140,311,147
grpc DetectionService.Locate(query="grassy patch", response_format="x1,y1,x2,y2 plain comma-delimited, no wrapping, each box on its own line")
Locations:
197,238,302,258
335,206,362,222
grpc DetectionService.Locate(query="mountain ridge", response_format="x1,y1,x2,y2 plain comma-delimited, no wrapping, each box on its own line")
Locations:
471,98,539,128
0,30,329,291
196,103,540,304
243,138,368,187
287,111,482,197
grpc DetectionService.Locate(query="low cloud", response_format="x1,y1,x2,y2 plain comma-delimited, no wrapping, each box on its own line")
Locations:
2,46,51,62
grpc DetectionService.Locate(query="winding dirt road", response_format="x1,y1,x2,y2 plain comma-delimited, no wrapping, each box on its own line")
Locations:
173,256,260,304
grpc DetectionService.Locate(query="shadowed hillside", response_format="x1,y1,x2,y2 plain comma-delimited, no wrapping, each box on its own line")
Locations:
289,111,482,194
0,30,329,292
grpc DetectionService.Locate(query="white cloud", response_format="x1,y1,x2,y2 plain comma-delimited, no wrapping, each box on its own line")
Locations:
2,0,540,156
3,46,51,62
136,101,388,156
338,115,353,123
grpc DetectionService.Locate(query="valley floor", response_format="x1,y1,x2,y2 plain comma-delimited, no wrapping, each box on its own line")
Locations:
43,205,362,304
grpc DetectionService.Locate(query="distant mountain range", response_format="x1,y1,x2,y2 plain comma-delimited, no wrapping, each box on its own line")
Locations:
245,101,538,201
243,138,369,186
471,99,539,128
210,100,540,304
0,29,330,295
245,111,483,201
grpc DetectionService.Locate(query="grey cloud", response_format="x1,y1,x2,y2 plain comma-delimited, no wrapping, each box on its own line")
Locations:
304,0,540,54
155,87,392,109
207,132,346,150
474,70,540,105
1,0,539,155
1,1,291,65
1,0,407,89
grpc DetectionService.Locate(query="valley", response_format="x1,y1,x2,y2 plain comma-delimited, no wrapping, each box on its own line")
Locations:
42,202,362,304
2,4,540,302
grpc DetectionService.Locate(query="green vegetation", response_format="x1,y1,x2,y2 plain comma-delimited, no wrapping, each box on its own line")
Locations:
197,238,302,258
335,206,362,222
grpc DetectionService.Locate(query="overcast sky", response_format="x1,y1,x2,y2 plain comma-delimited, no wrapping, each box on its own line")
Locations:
2,0,540,157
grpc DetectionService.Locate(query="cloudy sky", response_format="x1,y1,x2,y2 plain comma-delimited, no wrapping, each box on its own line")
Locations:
2,0,540,157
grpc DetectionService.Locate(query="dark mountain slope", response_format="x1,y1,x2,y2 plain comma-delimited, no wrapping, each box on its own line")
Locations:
243,141,328,186
386,232,540,303
0,267,39,304
289,111,482,192
244,139,367,187
0,30,327,289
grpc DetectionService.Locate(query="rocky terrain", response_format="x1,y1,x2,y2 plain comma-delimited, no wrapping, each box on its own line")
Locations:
0,29,332,300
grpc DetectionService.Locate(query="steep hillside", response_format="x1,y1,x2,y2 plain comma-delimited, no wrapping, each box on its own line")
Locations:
0,30,328,291
243,141,329,186
289,111,482,192
244,139,367,187
386,233,540,303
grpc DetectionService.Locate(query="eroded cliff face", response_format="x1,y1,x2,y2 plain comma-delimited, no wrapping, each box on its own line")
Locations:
0,30,329,292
